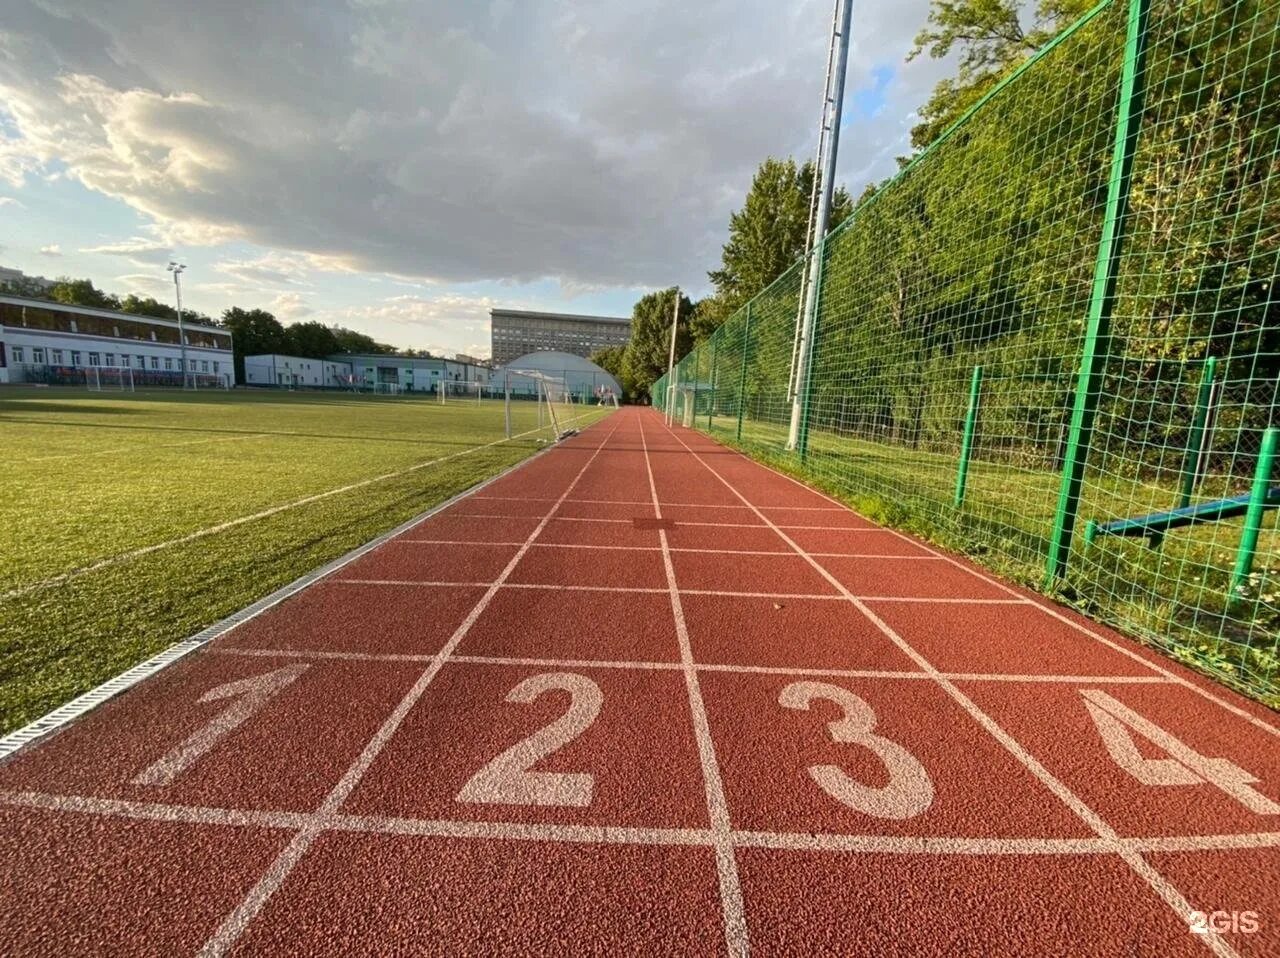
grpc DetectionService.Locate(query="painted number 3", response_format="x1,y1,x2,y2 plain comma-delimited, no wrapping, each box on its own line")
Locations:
779,681,934,820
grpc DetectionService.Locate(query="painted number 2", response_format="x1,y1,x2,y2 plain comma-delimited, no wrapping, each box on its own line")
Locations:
779,680,934,820
1082,689,1279,815
457,672,602,808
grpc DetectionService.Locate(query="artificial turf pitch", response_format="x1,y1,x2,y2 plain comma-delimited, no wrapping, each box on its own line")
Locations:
0,388,607,734
1,407,1277,955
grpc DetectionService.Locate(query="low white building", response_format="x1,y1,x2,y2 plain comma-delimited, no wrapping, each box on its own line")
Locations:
244,354,354,388
0,294,235,387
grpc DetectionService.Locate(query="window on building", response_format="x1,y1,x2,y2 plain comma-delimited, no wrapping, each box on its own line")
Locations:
137,355,145,368
120,355,130,368
213,361,220,373
89,352,100,366
164,358,173,370
150,356,159,370
201,361,209,372
12,347,24,363
51,349,64,364
71,351,81,366
105,353,115,366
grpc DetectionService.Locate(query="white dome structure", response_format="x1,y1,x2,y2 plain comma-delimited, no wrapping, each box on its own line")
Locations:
498,350,622,401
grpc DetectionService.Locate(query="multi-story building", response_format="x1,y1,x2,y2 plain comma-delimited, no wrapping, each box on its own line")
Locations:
0,294,235,387
489,308,630,367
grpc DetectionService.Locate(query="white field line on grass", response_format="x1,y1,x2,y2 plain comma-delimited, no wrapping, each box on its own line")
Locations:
3,413,603,602
0,433,586,762
14,432,274,464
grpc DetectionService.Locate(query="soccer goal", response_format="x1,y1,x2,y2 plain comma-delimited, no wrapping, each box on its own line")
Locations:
439,380,486,405
86,367,134,392
509,370,578,440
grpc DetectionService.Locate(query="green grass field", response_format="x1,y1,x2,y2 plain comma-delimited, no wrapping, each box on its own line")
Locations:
0,387,611,734
701,412,1280,707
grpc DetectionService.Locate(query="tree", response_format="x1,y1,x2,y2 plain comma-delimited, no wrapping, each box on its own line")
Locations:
48,278,120,310
621,287,693,403
702,157,852,342
331,326,393,355
907,0,1095,148
220,307,286,382
0,276,55,298
589,344,631,400
119,294,178,320
283,321,340,359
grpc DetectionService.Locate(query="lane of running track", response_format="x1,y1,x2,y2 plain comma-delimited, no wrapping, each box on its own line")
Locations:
1,406,1277,956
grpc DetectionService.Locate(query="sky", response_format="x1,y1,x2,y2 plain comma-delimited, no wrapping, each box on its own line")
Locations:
0,0,951,358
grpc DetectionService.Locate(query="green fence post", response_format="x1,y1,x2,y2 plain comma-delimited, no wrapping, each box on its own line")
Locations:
1045,0,1152,584
954,365,983,507
1230,427,1278,598
736,303,752,442
707,334,717,431
1178,356,1217,507
797,238,829,462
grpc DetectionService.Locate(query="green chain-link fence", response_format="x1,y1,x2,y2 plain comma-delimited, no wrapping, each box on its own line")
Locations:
656,0,1280,705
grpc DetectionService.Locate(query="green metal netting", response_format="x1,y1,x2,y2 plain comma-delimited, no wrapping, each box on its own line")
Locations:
656,0,1280,704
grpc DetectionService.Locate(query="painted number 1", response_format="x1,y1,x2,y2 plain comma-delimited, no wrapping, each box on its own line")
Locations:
133,663,309,787
779,680,934,820
1082,688,1279,815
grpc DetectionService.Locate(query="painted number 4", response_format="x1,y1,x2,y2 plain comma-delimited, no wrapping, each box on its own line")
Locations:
1081,689,1279,815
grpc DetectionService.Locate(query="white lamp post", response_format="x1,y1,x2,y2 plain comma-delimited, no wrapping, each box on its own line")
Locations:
167,261,189,389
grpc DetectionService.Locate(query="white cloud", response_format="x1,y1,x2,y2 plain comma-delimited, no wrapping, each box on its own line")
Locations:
39,243,61,256
0,196,23,208
114,271,171,294
0,0,949,294
80,236,171,257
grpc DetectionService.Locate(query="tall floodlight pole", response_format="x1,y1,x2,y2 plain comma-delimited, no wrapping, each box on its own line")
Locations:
664,286,681,426
787,0,853,451
167,261,190,389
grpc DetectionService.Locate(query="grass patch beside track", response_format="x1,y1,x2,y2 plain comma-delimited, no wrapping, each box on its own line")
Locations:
0,387,611,733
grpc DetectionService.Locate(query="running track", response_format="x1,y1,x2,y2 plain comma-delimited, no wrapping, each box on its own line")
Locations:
2,407,1278,956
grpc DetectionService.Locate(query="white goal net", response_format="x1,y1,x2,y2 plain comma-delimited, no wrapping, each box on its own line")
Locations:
86,367,135,392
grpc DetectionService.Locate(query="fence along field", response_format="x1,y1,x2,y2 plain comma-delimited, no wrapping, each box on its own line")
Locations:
0,389,611,734
657,0,1280,704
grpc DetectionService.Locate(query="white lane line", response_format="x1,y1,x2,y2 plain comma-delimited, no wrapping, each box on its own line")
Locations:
3,418,574,603
207,647,1175,685
638,414,747,958
0,788,311,830
197,418,622,958
332,577,1032,603
730,429,1280,741
6,788,1279,857
365,538,945,560
656,414,1243,958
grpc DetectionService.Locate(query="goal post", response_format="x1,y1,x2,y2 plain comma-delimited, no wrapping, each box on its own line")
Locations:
510,369,577,440
86,366,135,392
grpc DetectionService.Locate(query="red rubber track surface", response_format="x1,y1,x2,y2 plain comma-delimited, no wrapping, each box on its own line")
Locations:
2,407,1278,957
